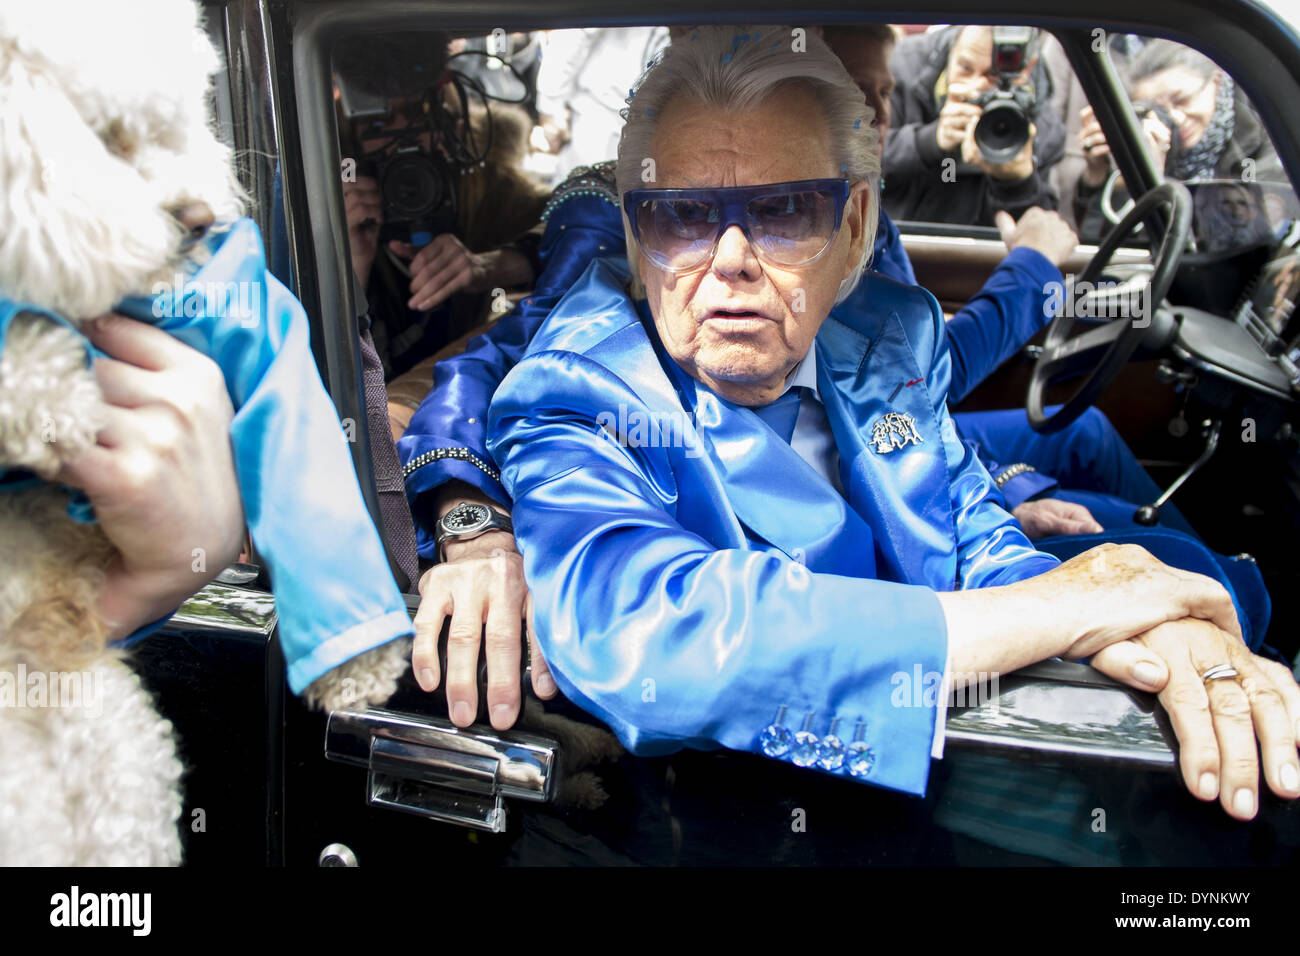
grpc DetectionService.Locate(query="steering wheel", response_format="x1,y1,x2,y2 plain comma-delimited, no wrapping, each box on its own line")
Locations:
1027,180,1192,433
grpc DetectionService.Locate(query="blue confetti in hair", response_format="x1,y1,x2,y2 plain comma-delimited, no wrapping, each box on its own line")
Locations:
721,52,732,64
853,118,861,129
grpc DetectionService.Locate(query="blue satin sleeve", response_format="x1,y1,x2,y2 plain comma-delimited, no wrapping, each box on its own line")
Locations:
944,246,1061,404
953,428,1061,511
116,219,412,693
920,290,1061,588
489,350,949,797
398,194,625,557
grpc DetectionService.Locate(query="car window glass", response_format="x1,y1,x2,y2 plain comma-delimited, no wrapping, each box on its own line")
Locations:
1080,33,1300,254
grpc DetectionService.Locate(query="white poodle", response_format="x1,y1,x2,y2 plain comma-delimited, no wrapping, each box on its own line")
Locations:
0,0,410,864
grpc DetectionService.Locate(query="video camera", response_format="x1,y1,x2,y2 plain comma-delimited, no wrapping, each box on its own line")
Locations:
971,26,1040,165
338,77,461,249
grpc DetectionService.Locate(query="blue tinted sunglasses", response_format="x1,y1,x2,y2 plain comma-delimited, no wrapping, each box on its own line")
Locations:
623,178,851,274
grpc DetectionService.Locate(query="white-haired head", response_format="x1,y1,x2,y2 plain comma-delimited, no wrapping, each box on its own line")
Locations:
616,25,879,302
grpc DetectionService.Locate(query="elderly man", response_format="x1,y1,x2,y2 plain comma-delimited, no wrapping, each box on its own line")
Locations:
400,24,1269,741
481,26,1298,814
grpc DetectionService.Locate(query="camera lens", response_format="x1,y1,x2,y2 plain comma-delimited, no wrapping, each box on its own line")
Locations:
974,98,1031,165
381,151,446,219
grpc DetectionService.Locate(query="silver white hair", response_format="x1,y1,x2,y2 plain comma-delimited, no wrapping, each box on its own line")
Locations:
615,25,880,302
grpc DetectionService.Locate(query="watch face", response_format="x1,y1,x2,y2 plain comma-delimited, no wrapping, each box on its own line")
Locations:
443,502,490,534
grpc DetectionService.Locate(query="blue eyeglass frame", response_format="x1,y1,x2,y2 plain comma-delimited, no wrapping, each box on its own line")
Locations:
622,178,852,273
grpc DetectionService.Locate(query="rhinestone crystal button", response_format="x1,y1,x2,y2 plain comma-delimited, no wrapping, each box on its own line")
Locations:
760,724,794,758
759,704,793,758
790,711,819,767
845,741,876,778
817,734,845,771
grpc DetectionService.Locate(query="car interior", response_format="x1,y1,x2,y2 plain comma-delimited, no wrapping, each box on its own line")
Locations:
137,0,1300,865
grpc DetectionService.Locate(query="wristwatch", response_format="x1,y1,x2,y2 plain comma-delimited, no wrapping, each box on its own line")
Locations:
435,501,514,562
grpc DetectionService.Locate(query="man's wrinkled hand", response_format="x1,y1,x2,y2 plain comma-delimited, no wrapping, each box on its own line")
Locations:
1012,497,1103,537
1046,542,1244,662
1091,618,1300,820
412,529,556,731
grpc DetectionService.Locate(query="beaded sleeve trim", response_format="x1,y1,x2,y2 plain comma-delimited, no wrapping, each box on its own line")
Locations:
993,462,1037,488
403,447,500,483
541,160,619,221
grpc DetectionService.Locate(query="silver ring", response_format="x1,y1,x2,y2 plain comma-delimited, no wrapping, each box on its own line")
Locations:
1200,663,1240,684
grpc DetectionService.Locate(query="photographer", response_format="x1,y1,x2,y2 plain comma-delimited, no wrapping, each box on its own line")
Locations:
884,25,1065,227
335,33,548,381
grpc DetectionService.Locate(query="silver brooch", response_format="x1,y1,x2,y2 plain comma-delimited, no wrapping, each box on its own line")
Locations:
870,412,924,454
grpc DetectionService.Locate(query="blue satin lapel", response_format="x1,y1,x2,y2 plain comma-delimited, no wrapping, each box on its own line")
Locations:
817,313,958,588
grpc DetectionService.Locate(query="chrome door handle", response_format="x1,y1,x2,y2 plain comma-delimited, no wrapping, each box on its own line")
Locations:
325,707,560,833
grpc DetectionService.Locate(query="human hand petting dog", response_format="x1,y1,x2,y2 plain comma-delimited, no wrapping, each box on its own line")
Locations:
412,483,556,730
56,315,244,640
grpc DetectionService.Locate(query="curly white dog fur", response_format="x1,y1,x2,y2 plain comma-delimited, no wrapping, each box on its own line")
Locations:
0,0,406,865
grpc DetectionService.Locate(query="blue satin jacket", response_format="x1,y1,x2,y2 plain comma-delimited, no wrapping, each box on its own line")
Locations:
487,258,1059,796
400,193,1061,551
3,219,412,693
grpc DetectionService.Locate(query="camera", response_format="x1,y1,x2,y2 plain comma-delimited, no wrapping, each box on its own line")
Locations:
971,26,1040,165
1131,100,1180,152
371,145,458,248
335,33,524,249
337,73,461,248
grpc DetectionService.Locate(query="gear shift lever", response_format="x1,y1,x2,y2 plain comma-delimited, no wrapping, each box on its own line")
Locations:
1134,419,1221,526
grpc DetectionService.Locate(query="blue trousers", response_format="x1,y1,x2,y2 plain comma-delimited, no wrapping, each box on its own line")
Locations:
953,408,1269,648
953,406,1197,537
